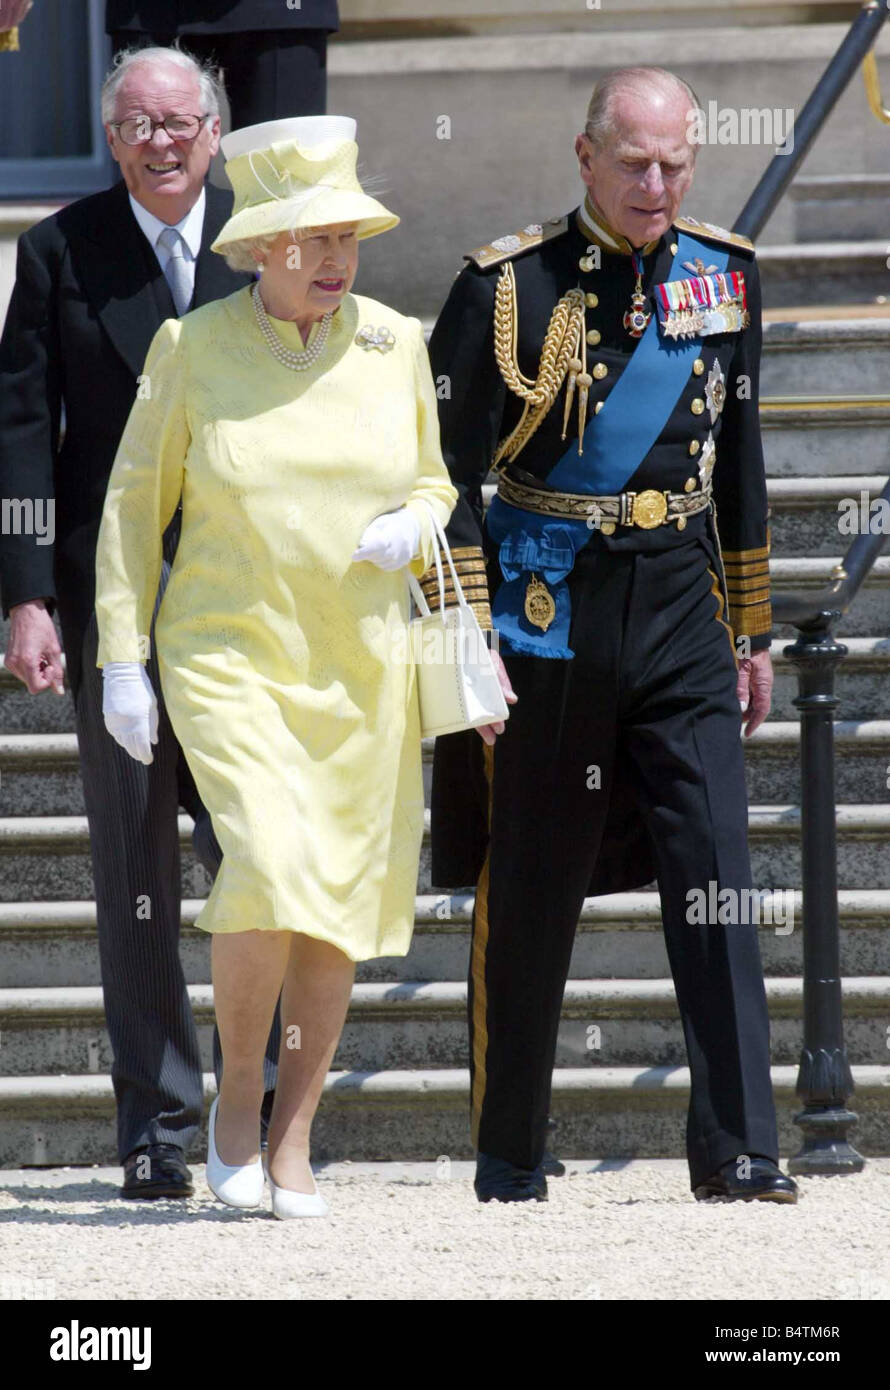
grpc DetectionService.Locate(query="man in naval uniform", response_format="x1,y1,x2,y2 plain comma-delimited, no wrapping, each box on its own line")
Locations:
424,65,798,1206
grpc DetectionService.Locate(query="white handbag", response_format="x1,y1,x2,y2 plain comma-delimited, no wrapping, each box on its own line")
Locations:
407,506,509,739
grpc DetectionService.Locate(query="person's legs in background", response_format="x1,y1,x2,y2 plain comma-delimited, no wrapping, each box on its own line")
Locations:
75,611,203,1176
108,30,329,123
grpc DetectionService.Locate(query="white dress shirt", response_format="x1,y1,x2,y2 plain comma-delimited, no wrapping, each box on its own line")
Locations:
128,188,206,306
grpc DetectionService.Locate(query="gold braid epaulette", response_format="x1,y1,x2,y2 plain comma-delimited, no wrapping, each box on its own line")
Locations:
491,262,587,470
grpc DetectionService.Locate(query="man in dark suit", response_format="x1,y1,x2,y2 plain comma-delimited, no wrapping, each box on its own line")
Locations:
0,45,255,1198
106,2,340,125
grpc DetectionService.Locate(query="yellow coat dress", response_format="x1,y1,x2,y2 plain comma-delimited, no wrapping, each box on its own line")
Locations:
95,286,457,962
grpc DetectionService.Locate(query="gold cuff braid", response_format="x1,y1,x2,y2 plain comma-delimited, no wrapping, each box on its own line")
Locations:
418,545,492,631
0,27,20,52
722,540,772,638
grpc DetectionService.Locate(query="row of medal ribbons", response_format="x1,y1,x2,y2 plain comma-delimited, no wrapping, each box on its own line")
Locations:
656,269,749,339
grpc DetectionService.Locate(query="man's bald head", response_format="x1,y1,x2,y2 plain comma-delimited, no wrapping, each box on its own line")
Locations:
584,67,701,151
575,66,699,248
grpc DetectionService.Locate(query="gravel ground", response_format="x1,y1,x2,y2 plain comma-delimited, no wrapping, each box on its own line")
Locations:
1,1159,889,1302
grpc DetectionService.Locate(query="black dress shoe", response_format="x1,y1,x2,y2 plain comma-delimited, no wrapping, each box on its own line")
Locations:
541,1149,566,1178
694,1155,798,1204
541,1116,565,1176
475,1152,548,1204
121,1144,194,1200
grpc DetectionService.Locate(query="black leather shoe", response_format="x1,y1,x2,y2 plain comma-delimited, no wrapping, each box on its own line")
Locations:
475,1152,548,1203
694,1155,798,1204
121,1144,194,1200
542,1116,565,1177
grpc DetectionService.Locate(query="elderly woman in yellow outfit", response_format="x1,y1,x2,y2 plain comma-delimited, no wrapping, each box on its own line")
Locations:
94,116,457,1219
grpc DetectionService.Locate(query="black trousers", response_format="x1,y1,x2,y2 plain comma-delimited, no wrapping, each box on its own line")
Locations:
74,526,279,1161
470,534,779,1189
109,29,329,124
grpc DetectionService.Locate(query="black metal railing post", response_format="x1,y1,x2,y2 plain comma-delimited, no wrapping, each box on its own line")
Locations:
773,489,890,1173
784,620,865,1175
729,0,890,1176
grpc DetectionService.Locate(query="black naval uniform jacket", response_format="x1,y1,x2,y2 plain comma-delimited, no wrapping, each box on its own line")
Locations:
427,205,772,893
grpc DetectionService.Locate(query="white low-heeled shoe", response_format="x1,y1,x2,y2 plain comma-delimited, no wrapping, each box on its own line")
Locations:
206,1096,265,1210
267,1169,329,1220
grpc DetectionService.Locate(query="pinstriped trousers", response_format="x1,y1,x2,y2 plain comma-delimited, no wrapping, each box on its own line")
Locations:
75,525,279,1161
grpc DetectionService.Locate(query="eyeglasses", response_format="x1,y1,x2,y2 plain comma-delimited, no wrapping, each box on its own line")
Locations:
110,113,210,146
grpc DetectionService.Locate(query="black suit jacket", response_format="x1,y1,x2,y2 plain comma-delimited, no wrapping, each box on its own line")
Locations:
0,178,251,695
105,1,339,32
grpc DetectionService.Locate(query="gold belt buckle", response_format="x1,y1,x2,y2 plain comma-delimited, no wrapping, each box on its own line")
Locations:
631,489,669,529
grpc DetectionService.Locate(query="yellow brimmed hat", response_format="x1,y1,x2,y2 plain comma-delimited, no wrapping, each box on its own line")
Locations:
211,116,399,255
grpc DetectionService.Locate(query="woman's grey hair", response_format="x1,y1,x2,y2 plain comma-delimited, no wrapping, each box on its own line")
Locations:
222,223,365,274
101,45,224,125
221,233,285,275
584,66,701,149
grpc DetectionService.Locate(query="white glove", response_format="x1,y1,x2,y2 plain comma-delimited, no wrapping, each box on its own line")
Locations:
352,508,422,572
102,662,159,765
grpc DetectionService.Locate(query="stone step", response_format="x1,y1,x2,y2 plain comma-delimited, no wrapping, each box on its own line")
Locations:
0,815,211,902
772,556,890,637
757,243,890,310
0,674,74,735
0,802,889,900
3,718,890,803
1,1063,887,1166
340,0,862,40
3,635,888,735
0,733,82,816
1,975,889,1077
3,719,890,817
2,888,888,989
789,175,890,246
760,397,890,478
742,720,890,804
0,806,884,900
764,477,890,558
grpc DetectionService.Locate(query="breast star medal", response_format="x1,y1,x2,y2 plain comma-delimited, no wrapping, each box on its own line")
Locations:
705,358,727,424
623,250,652,340
698,432,717,490
524,574,556,631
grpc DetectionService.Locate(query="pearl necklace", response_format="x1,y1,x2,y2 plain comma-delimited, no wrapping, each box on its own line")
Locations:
251,282,332,371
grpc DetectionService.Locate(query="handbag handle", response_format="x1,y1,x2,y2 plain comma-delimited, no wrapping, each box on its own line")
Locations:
407,501,471,619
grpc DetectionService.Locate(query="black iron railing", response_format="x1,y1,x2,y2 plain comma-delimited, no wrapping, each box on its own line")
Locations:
733,1,890,1174
734,1,890,240
773,484,890,1177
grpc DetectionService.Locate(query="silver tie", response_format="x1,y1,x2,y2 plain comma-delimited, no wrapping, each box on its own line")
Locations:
157,225,192,316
